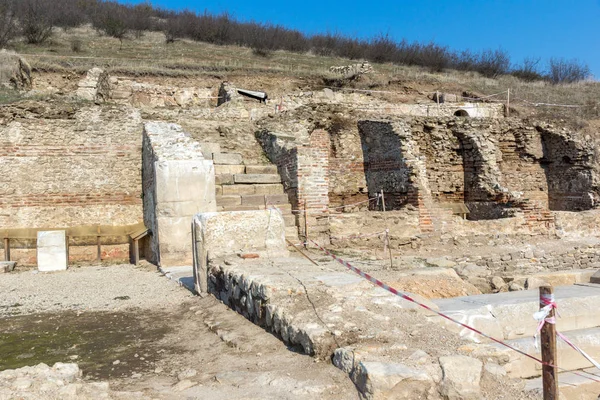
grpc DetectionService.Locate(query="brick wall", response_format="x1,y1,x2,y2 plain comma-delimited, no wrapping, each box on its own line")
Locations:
0,104,143,263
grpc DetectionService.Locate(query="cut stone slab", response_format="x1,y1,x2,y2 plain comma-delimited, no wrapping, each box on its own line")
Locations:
525,367,600,399
590,269,600,284
494,326,600,378
253,183,285,195
439,355,482,400
215,173,233,185
37,231,67,272
222,184,256,196
1,261,16,273
216,195,242,207
245,165,278,174
241,194,288,206
199,142,221,157
212,152,243,165
215,165,245,175
234,174,281,184
431,284,600,341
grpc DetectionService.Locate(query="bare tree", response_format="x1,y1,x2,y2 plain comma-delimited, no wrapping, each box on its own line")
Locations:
547,58,591,84
16,0,54,44
0,0,19,48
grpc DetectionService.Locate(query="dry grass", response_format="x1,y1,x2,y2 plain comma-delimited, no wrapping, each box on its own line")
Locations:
5,25,599,121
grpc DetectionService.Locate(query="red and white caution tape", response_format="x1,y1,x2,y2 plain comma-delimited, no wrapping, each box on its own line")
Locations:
310,239,600,383
290,195,380,215
533,294,600,371
330,230,387,241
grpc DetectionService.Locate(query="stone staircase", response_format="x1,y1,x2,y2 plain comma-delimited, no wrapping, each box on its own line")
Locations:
201,143,299,242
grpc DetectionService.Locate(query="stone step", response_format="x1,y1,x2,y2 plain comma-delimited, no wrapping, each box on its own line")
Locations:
285,226,300,242
241,194,288,207
524,367,600,398
215,174,234,185
234,174,281,184
245,165,278,174
212,152,243,165
218,204,293,213
430,284,600,342
218,183,285,196
199,142,221,159
216,195,241,207
282,213,296,226
215,165,245,175
496,326,600,379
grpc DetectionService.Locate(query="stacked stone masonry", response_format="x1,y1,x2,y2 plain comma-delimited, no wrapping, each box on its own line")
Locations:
0,103,143,263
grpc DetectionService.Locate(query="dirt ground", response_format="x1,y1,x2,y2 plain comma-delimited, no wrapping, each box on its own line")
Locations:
0,264,358,399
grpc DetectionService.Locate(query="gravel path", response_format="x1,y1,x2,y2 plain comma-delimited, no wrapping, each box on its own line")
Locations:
0,264,193,317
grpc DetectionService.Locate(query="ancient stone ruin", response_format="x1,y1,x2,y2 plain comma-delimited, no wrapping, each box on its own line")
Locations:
3,65,600,398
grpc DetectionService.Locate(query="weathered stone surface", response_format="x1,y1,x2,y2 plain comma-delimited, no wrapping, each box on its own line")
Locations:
432,285,600,341
355,361,433,400
439,355,482,400
0,50,32,89
213,152,243,165
37,231,67,272
245,165,278,174
1,261,16,273
143,122,216,267
76,68,110,103
234,174,281,184
427,257,457,268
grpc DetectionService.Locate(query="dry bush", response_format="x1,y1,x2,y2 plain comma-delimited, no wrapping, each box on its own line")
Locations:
548,58,591,84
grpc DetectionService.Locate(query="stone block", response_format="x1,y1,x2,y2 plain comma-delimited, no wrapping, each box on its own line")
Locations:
154,160,216,204
1,261,16,273
37,231,67,272
216,195,242,207
439,355,482,400
222,184,255,196
215,174,233,185
241,194,288,206
215,165,246,175
590,270,600,284
213,152,243,165
234,174,281,184
252,183,285,195
192,210,289,292
245,165,278,174
199,142,221,156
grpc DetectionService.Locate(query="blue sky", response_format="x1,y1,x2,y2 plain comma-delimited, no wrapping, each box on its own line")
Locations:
123,0,600,78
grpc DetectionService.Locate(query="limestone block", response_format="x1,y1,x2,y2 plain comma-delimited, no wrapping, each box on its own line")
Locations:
212,153,243,165
215,165,246,175
76,68,110,103
193,210,288,292
234,174,281,184
354,361,433,399
1,261,16,273
245,165,278,174
37,231,67,272
0,50,32,89
439,355,482,400
222,184,255,196
154,160,216,204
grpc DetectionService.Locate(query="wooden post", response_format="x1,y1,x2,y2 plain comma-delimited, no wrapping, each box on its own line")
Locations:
65,236,69,267
303,203,309,248
506,88,510,117
540,285,558,400
386,230,393,270
96,226,101,263
3,238,9,261
380,190,386,212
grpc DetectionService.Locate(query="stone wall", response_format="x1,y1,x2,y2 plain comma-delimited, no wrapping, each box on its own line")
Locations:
142,122,216,267
0,103,143,263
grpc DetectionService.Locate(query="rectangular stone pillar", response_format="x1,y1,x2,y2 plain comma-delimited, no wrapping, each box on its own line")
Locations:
37,230,67,271
142,122,217,267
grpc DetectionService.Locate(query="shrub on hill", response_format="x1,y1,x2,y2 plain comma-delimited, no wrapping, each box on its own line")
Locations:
0,0,592,84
